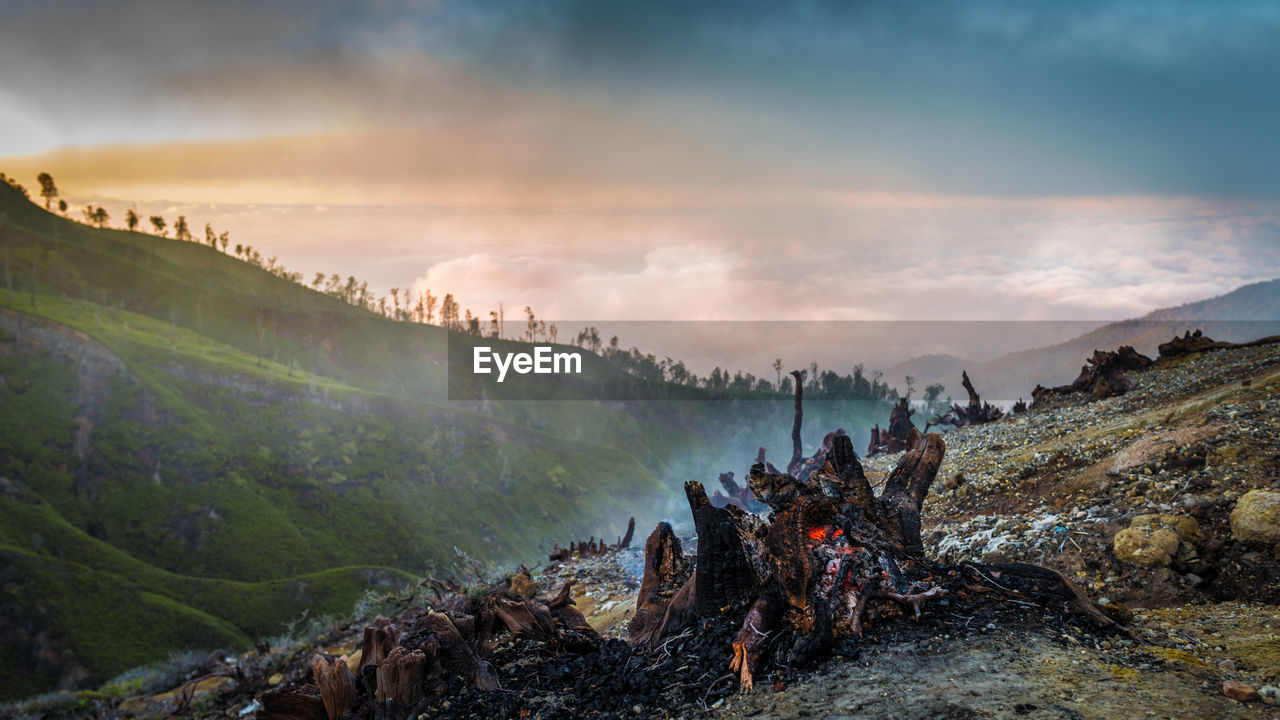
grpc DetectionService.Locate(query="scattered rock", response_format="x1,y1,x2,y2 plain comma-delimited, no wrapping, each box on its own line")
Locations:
1223,680,1259,703
1259,686,1279,705
1229,490,1280,545
1113,514,1199,566
1132,514,1203,543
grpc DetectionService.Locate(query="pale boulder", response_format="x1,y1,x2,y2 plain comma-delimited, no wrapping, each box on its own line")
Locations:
1230,490,1280,545
1113,514,1201,566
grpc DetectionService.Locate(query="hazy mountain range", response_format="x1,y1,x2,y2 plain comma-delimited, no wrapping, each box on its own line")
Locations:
887,278,1280,405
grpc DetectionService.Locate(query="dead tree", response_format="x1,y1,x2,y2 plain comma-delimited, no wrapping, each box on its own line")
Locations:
1032,345,1152,408
1158,329,1280,360
713,467,770,512
787,370,805,476
630,431,1122,691
926,371,1003,430
868,398,918,456
547,517,636,563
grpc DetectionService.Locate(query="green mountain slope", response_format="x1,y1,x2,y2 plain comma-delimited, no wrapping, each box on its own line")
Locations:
0,181,895,699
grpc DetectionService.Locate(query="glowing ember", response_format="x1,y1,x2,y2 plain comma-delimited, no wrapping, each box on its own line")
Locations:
807,525,845,542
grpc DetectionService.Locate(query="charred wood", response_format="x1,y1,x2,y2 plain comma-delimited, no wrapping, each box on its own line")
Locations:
687,481,762,615
1158,329,1280,360
632,426,1122,692
309,655,355,720
887,397,916,442
358,618,397,673
629,521,694,645
255,690,326,720
1032,345,1152,408
868,398,917,456
926,371,1003,431
548,517,637,563
788,370,805,475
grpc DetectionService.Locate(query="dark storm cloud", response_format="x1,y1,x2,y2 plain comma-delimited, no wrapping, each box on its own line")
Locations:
3,0,1279,197
451,0,1280,197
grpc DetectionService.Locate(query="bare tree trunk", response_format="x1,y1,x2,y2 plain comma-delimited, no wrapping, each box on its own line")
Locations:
788,369,804,475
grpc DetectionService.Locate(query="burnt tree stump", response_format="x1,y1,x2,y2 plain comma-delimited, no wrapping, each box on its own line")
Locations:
1032,345,1153,408
632,429,1123,691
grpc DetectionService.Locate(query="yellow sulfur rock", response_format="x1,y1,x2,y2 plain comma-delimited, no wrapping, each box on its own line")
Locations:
1230,490,1280,545
1113,526,1180,566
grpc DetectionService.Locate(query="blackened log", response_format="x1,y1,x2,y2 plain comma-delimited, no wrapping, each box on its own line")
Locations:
719,471,742,497
929,371,1003,429
649,569,699,643
969,562,1120,631
729,593,779,691
686,481,758,615
417,611,499,691
887,397,915,442
1158,329,1280,360
545,581,602,649
877,433,947,556
255,691,326,720
628,522,692,645
1031,345,1152,408
490,596,558,641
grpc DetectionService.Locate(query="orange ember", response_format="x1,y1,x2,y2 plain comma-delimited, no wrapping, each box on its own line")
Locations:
807,526,847,542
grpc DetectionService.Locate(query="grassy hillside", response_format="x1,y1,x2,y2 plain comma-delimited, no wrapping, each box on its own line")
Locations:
0,181,896,699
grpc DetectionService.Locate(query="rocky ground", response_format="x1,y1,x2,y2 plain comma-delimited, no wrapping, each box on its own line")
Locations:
6,344,1279,719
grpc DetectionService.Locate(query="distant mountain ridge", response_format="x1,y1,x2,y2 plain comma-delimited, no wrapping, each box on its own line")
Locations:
1142,278,1280,322
888,278,1280,406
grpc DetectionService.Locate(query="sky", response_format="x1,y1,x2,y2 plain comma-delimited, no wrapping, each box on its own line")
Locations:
2,0,1279,329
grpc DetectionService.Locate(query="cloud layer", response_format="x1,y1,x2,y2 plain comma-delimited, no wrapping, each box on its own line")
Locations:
3,1,1278,343
4,1,1280,197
